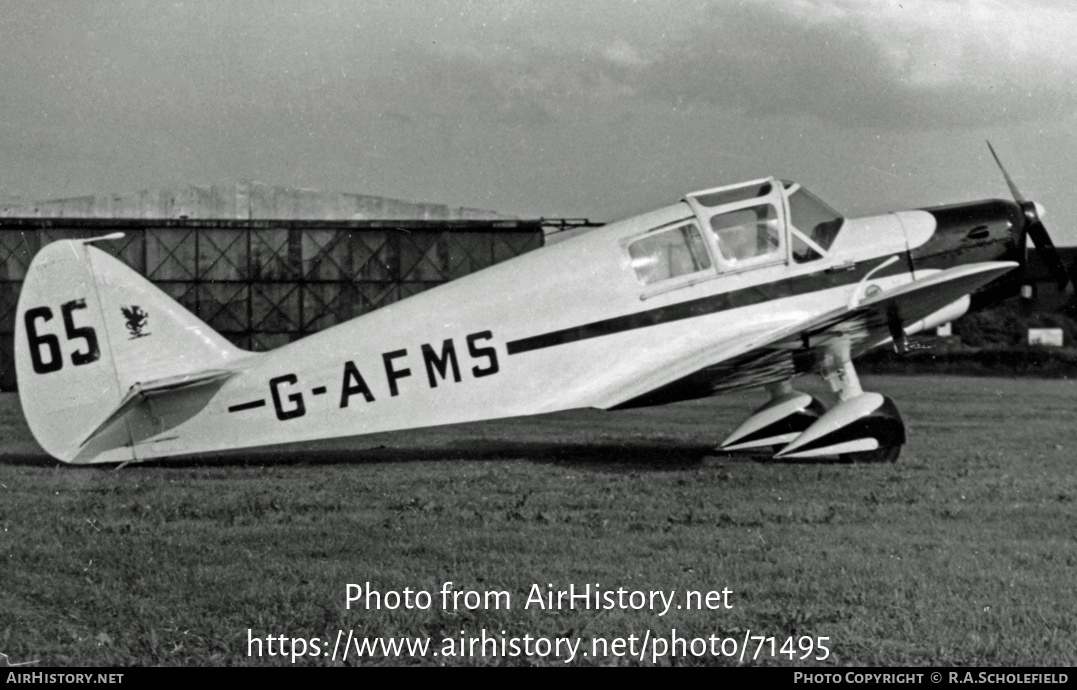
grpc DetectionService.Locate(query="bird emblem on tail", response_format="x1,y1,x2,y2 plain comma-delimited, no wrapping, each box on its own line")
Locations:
121,305,150,339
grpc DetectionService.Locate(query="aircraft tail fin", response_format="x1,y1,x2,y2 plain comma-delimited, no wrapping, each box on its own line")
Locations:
15,238,248,463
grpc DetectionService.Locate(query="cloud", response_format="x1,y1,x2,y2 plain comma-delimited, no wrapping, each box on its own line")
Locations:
614,0,1077,129
363,43,569,129
381,110,417,128
602,39,653,68
381,0,1077,131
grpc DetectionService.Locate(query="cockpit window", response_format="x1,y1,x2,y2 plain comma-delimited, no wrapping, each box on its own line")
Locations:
710,203,780,264
783,181,844,263
628,221,712,285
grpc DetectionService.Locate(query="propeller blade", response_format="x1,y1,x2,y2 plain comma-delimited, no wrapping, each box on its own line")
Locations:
987,140,1026,203
1026,220,1072,291
986,141,1073,292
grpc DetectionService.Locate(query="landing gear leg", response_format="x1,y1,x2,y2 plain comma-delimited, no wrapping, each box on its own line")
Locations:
777,337,905,462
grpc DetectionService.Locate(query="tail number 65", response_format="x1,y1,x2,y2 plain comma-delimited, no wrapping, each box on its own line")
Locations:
24,299,101,374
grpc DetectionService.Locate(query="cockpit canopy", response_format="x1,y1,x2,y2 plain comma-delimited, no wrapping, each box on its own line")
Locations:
627,178,844,286
781,181,844,262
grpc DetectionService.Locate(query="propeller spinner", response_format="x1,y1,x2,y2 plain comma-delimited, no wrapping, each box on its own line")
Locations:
987,141,1075,291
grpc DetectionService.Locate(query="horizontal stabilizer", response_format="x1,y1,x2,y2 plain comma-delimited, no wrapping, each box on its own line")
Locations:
81,369,237,448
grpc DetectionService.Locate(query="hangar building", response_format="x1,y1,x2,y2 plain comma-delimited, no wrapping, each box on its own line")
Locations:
0,182,587,391
2,184,1069,390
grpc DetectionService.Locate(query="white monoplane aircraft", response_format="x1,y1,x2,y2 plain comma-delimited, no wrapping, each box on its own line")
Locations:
15,147,1071,465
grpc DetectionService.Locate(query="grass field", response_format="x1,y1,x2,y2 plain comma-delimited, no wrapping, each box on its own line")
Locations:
1,375,1075,666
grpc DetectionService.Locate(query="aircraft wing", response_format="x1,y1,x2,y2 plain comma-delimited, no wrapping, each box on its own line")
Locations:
610,260,1018,409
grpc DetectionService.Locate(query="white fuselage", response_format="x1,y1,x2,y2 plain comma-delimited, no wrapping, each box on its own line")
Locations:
124,199,935,461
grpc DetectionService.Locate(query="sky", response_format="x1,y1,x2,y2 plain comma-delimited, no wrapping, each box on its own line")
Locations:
2,0,1076,240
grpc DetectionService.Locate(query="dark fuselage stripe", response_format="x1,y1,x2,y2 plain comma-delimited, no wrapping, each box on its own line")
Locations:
505,259,906,355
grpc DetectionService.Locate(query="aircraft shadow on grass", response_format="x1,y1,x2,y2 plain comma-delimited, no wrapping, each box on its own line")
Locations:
2,438,865,470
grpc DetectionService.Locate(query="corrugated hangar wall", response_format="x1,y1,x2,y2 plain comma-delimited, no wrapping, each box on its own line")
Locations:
0,182,547,391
